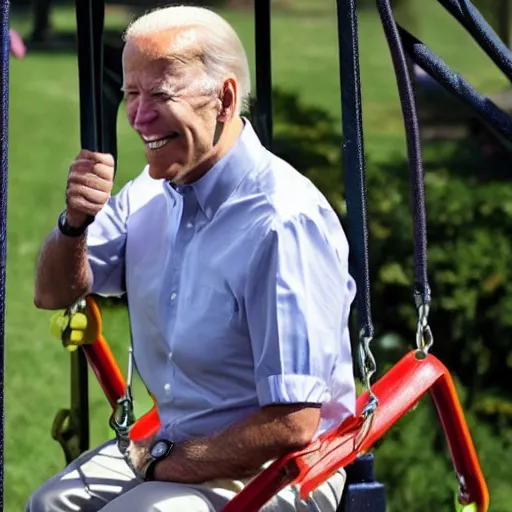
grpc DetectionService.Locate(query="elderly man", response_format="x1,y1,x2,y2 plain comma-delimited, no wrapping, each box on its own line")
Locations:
27,5,356,512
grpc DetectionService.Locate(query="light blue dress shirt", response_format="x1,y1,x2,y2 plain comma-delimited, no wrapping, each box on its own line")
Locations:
87,120,356,443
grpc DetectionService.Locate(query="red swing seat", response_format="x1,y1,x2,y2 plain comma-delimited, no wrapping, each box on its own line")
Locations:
78,297,489,512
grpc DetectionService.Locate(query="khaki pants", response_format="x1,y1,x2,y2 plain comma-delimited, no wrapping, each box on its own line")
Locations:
26,440,346,511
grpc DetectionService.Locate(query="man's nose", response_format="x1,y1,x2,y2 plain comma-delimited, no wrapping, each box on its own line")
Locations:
132,101,158,129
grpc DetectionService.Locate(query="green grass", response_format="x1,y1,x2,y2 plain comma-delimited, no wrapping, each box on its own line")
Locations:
5,3,510,510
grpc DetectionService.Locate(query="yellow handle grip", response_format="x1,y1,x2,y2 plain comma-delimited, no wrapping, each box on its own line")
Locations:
49,310,93,351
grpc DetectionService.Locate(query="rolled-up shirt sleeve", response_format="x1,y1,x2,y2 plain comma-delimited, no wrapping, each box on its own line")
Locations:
87,182,132,297
245,211,355,407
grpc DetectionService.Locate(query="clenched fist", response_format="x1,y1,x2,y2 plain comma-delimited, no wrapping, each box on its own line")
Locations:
65,150,115,227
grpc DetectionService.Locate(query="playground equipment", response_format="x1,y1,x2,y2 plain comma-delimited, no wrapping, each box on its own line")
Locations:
4,0,512,510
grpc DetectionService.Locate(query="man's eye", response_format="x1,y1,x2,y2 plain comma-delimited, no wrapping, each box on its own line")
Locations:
153,92,173,100
124,91,139,99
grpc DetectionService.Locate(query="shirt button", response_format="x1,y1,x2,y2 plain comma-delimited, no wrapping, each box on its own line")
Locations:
170,292,177,301
168,352,173,362
164,383,171,394
186,221,194,229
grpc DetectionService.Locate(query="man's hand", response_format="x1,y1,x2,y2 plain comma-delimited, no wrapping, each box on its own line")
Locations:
66,149,115,228
124,435,156,480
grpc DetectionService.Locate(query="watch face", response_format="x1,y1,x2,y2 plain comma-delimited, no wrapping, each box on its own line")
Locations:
151,440,171,459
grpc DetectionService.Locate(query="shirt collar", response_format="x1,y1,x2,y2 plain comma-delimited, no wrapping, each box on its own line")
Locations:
168,118,265,220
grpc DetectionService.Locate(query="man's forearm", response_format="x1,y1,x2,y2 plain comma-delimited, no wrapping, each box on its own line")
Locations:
34,227,92,310
154,404,320,484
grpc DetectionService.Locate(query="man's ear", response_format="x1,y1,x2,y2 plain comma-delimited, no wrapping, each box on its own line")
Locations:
217,78,238,122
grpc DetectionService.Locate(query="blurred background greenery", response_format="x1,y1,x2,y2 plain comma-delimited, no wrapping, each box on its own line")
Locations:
5,0,512,510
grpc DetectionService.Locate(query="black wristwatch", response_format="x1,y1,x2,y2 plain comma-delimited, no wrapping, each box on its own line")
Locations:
57,210,93,237
143,439,175,481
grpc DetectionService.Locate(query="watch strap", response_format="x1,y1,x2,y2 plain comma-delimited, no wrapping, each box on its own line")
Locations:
142,439,175,481
143,459,160,482
57,210,93,237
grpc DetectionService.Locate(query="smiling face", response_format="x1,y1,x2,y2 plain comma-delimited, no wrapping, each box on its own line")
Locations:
122,29,232,183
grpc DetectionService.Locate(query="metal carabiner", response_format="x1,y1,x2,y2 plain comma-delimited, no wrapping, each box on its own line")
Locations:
111,347,136,454
415,302,434,355
357,332,380,416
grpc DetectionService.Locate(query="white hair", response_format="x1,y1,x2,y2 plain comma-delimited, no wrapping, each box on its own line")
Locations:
123,5,252,114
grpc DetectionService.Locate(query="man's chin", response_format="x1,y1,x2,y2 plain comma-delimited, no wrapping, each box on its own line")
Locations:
147,163,182,182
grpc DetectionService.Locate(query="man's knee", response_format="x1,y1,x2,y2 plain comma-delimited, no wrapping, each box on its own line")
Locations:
25,479,99,512
100,482,215,512
25,440,130,512
304,469,346,512
25,482,54,512
26,482,59,512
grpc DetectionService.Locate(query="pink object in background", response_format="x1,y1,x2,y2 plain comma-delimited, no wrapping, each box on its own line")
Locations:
9,29,27,59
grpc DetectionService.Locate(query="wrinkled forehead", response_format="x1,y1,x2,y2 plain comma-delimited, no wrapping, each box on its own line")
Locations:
122,27,205,88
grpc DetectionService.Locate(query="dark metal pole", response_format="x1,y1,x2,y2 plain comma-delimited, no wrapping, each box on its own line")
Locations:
52,0,106,463
73,0,107,456
72,0,106,458
75,0,104,153
0,0,9,508
254,0,273,149
497,0,510,48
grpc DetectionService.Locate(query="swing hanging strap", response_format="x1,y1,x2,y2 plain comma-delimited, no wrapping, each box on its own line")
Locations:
377,0,433,353
0,0,9,507
341,0,435,410
336,0,378,409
